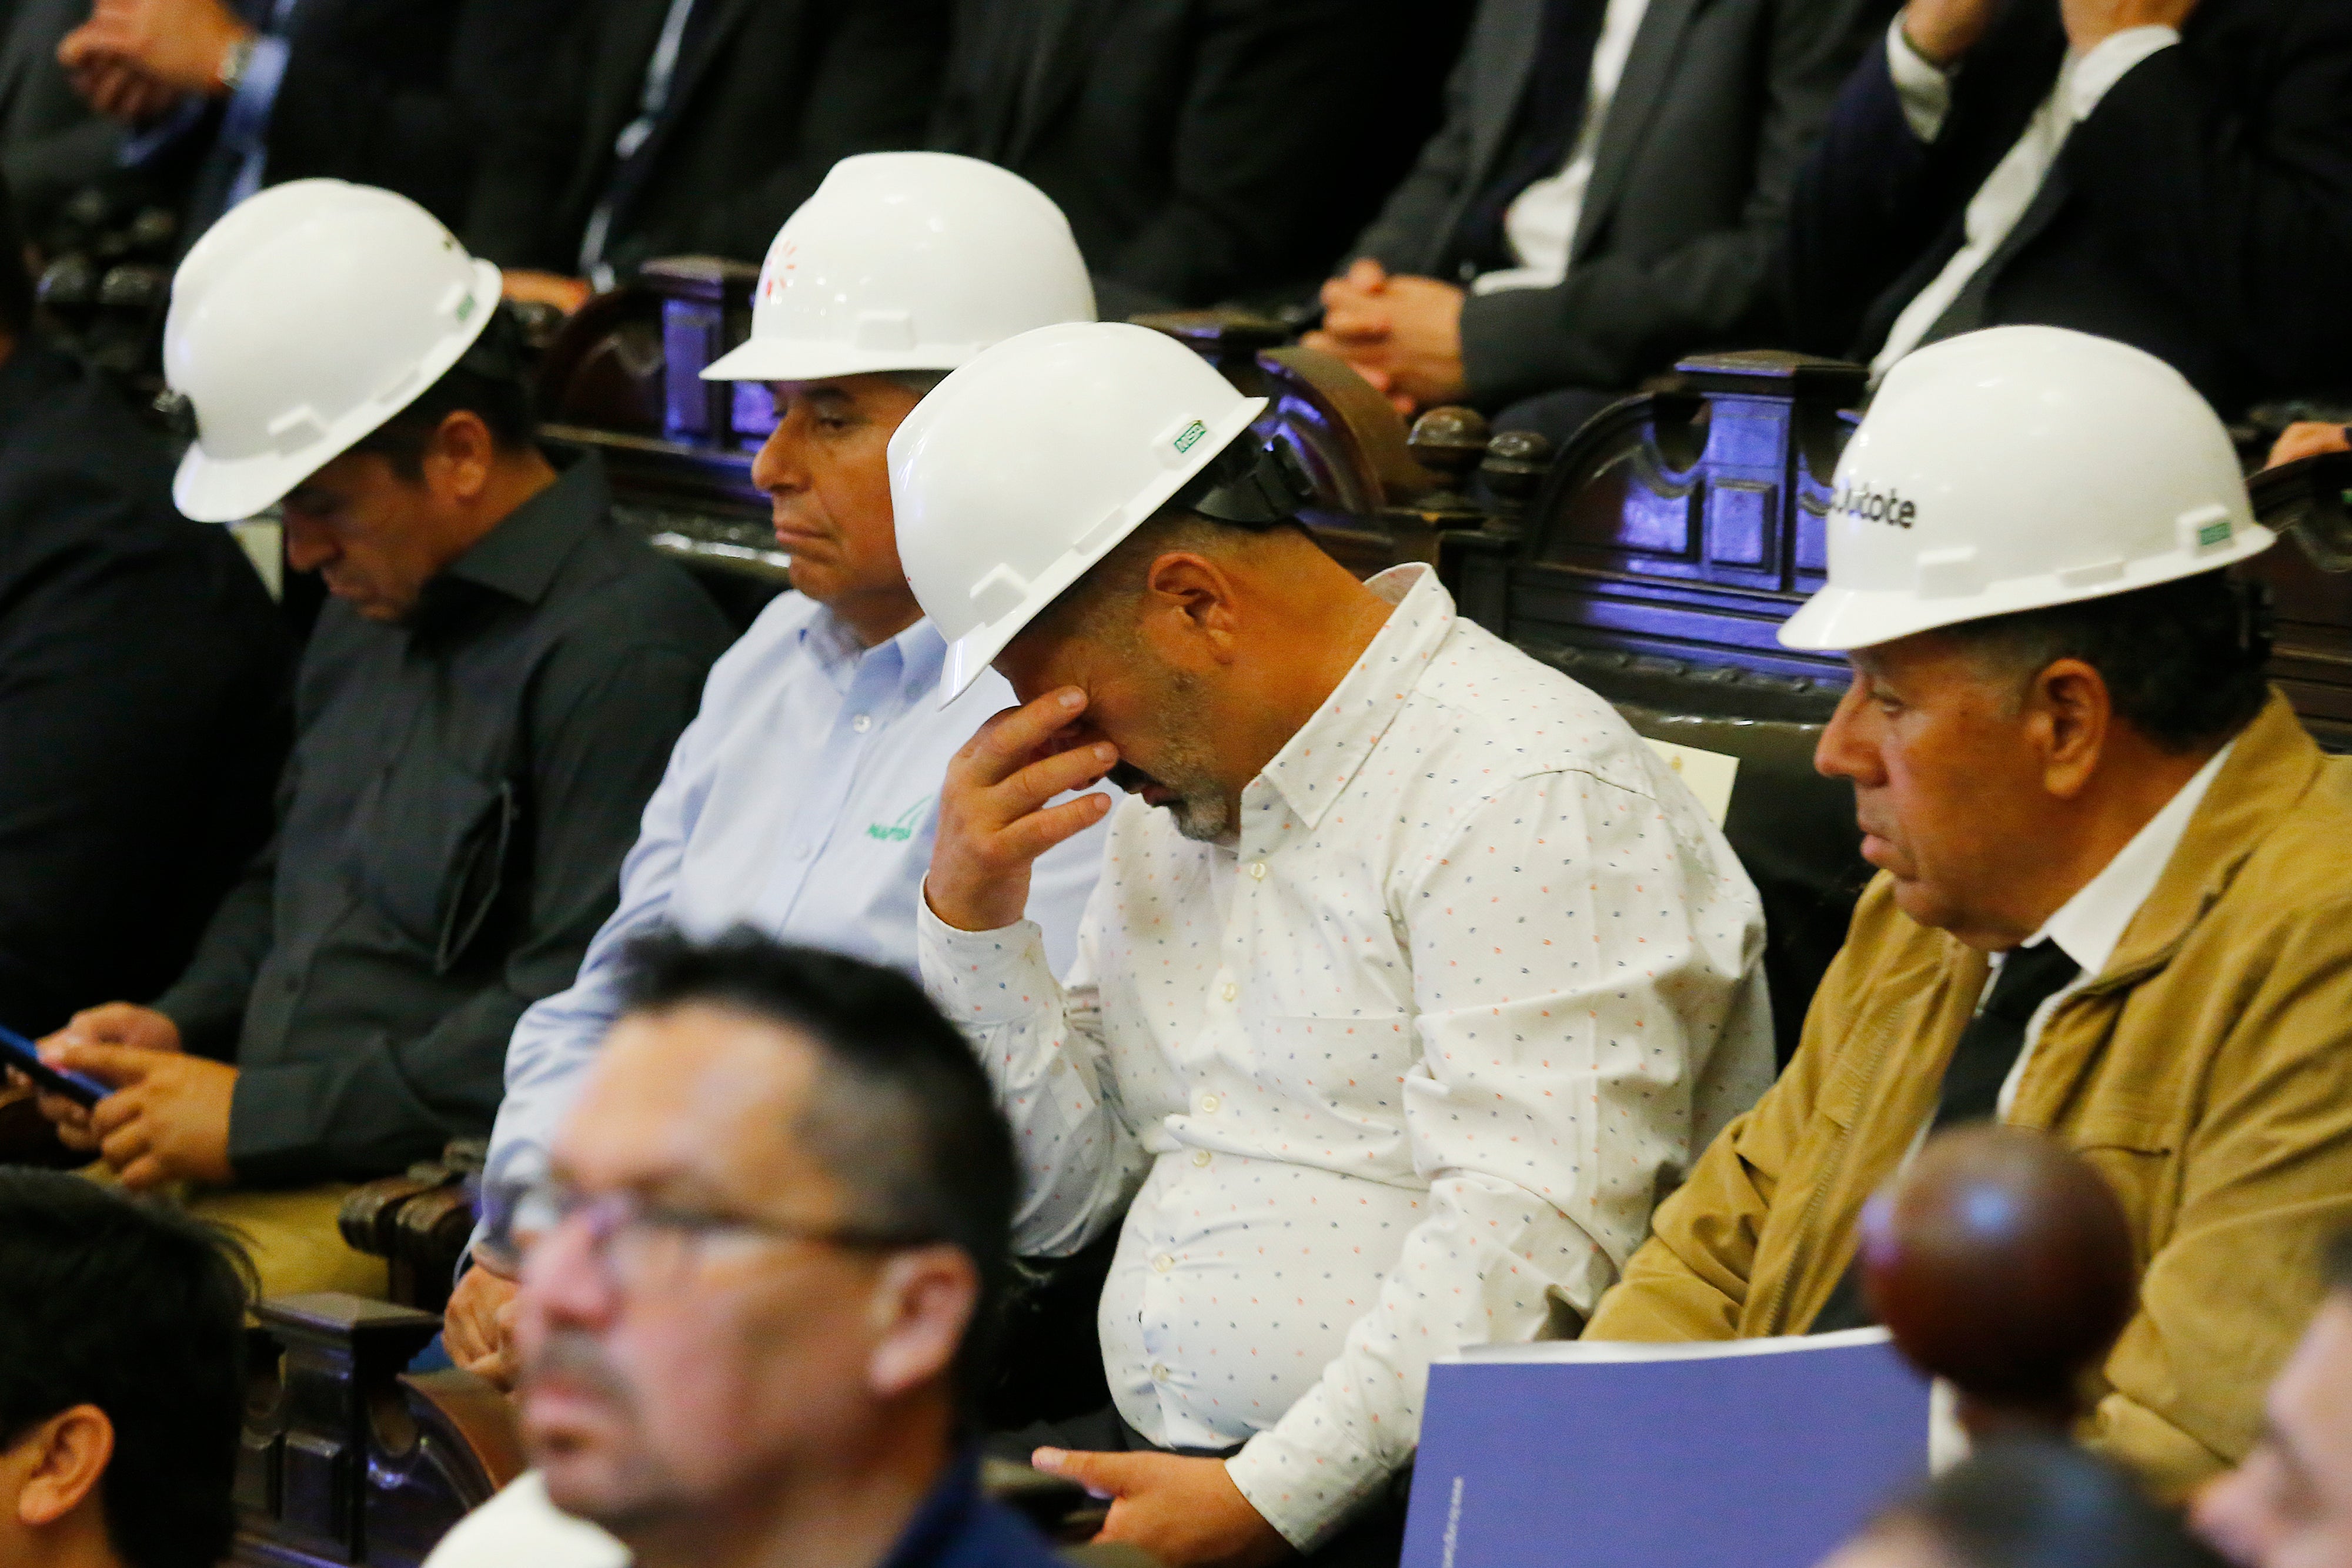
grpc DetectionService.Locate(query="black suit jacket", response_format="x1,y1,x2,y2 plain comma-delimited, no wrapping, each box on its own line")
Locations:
1787,0,2352,416
0,342,288,1038
933,0,1445,310
469,0,947,277
1349,0,1890,408
236,0,569,229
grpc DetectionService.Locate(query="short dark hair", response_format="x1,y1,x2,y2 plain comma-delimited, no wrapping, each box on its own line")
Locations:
0,168,34,339
0,1171,251,1568
1880,1438,2227,1568
1940,570,2269,753
613,928,1019,1406
346,305,537,479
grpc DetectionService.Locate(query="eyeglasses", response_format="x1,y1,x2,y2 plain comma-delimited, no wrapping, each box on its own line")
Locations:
475,1174,930,1291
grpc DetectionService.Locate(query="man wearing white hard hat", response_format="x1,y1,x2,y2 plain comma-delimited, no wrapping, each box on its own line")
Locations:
439,153,1109,1386
1586,326,2352,1497
27,179,733,1298
897,320,1774,1566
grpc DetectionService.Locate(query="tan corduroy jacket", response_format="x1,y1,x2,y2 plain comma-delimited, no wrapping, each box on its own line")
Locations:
1585,693,2352,1494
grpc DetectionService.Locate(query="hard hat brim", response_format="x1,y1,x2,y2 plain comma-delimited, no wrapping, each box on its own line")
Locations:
702,337,978,385
931,395,1271,706
171,258,505,523
1777,523,2280,653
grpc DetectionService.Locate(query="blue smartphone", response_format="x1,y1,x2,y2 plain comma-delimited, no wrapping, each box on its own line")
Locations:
0,1022,109,1108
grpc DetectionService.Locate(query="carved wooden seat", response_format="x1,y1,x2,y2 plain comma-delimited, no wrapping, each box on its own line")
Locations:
335,1141,485,1315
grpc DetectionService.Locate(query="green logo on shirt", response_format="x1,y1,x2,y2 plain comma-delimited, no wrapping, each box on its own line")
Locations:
866,797,932,842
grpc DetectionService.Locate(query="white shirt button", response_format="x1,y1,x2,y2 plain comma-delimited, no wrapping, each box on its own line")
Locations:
790,841,813,861
1151,1363,1170,1382
1152,1254,1175,1273
1047,1057,1068,1078
1199,1094,1220,1114
1192,1149,1211,1168
851,714,872,734
1220,981,1238,1002
1248,861,1267,880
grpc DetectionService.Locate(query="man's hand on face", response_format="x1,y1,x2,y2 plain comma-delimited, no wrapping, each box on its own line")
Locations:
1896,0,2004,66
2060,0,2199,51
1304,260,1468,417
444,1255,523,1393
926,687,1117,934
40,1041,235,1190
58,0,255,102
501,270,595,315
1032,1449,1293,1568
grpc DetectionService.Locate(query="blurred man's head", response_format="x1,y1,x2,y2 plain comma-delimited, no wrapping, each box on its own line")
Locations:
2194,1234,2352,1567
1810,570,2267,950
1825,1439,2226,1568
509,930,1017,1560
0,1171,250,1568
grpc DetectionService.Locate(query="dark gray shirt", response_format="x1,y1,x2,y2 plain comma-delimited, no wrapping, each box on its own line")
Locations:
154,453,734,1186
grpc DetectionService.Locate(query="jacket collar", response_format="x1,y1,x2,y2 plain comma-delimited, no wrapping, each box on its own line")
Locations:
1251,564,1455,831
2083,691,2323,992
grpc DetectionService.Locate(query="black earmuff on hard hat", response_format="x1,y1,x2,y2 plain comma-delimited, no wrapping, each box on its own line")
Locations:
1174,434,1316,528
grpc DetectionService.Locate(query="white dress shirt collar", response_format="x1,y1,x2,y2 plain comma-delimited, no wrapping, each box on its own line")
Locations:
2029,737,2234,979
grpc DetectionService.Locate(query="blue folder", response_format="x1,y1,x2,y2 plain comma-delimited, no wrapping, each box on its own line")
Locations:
1402,1328,1932,1568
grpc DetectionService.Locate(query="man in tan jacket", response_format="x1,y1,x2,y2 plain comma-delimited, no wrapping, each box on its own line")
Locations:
1585,325,2352,1496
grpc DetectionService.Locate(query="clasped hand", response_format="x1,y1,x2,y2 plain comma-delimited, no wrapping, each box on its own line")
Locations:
12,1003,236,1190
1302,259,1468,417
58,0,254,125
1031,1448,1292,1568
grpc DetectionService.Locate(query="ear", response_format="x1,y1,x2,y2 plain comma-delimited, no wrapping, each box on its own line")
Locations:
1137,551,1243,667
865,1246,980,1402
13,1405,112,1529
422,409,499,504
2025,657,2112,801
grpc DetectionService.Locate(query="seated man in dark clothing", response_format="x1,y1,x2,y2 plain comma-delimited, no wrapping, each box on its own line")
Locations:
29,178,734,1298
470,0,947,312
54,0,570,239
928,0,1440,315
1783,0,2352,417
0,170,286,1041
1307,0,1889,438
0,1169,250,1568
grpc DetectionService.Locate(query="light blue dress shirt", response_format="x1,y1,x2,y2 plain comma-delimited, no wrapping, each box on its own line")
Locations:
482,591,1110,1194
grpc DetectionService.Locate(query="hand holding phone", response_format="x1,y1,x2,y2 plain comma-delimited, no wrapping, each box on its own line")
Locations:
0,1022,111,1109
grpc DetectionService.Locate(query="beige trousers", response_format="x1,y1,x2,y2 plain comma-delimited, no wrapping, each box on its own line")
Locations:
84,1168,390,1300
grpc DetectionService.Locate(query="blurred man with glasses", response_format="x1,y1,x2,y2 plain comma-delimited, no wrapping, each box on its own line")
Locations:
424,927,1063,1568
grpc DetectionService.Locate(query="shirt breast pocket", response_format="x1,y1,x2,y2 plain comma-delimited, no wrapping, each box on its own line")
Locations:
354,752,517,975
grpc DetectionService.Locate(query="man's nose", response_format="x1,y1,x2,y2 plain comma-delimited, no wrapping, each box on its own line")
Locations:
748,413,806,496
519,1213,620,1330
1814,683,1879,784
281,515,338,573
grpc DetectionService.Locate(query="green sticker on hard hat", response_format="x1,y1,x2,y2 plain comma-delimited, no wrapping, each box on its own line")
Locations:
456,293,477,323
1172,420,1207,454
2199,518,2231,548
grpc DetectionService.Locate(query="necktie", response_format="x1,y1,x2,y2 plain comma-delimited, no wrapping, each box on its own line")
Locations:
1808,940,2082,1333
1441,0,1608,279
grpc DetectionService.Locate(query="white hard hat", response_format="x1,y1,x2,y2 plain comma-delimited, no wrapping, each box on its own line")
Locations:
166,179,502,523
1779,326,2273,653
703,152,1097,385
891,320,1307,701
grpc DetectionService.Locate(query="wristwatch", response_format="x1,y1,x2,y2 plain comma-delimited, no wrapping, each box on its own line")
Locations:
217,34,258,94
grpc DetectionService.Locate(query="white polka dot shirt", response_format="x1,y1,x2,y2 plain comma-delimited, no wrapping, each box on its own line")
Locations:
919,565,1774,1549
